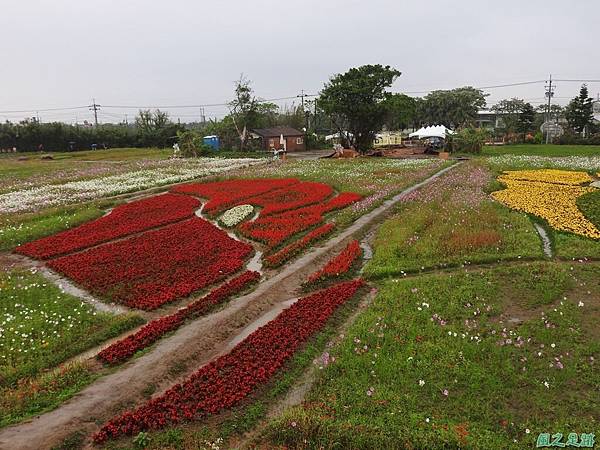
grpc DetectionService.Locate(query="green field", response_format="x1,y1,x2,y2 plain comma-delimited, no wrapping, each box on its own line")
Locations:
483,144,600,157
265,262,600,449
0,270,143,425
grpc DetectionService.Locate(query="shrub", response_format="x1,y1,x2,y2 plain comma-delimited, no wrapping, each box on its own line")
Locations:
449,127,489,154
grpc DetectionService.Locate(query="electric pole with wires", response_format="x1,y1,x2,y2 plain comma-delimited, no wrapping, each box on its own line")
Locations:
544,75,555,144
89,99,101,126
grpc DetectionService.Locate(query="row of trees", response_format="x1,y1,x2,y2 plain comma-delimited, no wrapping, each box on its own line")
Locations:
3,65,597,153
0,110,182,151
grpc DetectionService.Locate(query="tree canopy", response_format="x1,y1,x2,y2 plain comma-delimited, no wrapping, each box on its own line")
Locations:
382,93,417,131
491,98,526,133
419,87,487,129
565,84,594,134
318,64,401,152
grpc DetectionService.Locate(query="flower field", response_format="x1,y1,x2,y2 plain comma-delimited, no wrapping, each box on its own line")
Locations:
0,269,142,387
93,279,365,443
265,263,600,449
0,158,261,214
174,178,361,252
492,169,600,239
364,162,542,277
15,193,200,259
97,271,260,364
46,218,253,310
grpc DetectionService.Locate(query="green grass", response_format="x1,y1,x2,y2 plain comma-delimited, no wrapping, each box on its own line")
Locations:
364,201,541,278
0,203,108,251
577,189,600,229
0,362,98,428
264,262,600,449
483,144,600,157
0,269,144,387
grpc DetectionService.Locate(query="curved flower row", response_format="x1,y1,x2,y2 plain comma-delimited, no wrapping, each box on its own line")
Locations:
16,193,200,260
172,178,299,214
93,279,365,443
498,169,593,186
492,173,600,239
238,192,361,249
97,271,261,364
48,218,253,309
305,240,362,287
219,205,254,227
243,181,334,216
263,223,335,268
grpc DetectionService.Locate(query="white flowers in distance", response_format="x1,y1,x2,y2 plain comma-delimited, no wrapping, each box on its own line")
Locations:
220,204,254,227
0,158,262,214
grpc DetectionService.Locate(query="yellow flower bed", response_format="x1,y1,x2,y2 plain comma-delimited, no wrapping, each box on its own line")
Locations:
492,170,600,240
499,169,593,186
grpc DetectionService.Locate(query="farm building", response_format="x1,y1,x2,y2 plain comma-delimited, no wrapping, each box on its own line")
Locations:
251,126,305,152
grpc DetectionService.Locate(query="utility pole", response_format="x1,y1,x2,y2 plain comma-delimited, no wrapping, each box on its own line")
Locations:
89,99,101,126
297,90,314,131
544,75,555,144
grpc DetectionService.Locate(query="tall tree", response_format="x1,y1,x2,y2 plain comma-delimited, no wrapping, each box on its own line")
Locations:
383,93,417,130
565,84,594,134
318,64,401,152
228,75,262,151
516,102,536,134
420,87,487,128
492,98,526,133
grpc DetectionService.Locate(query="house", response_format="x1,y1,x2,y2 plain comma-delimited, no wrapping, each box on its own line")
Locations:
251,126,305,152
373,131,403,147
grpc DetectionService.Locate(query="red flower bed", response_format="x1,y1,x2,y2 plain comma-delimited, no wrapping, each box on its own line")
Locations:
306,240,362,286
15,193,200,260
97,271,260,364
93,279,365,443
263,223,335,268
244,181,333,216
172,178,299,214
48,218,253,310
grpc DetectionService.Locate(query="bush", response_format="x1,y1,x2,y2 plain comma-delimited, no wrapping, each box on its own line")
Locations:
554,132,600,145
176,130,213,157
448,127,489,154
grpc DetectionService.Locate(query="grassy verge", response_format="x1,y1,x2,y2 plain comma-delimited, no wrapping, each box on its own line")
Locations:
263,262,599,449
0,269,144,388
0,202,109,251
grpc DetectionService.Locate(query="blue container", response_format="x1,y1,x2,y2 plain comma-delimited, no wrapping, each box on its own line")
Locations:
203,135,220,151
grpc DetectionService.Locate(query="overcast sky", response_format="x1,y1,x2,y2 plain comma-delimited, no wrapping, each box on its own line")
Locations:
1,0,598,124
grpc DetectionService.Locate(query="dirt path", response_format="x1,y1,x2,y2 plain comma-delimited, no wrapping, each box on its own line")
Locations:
0,163,458,450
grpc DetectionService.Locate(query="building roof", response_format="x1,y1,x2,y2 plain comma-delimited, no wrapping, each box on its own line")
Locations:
252,126,303,137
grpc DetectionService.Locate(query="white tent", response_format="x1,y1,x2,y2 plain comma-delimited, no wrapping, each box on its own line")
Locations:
409,125,454,139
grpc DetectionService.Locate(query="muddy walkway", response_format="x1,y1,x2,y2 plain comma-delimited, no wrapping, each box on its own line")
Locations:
0,163,458,450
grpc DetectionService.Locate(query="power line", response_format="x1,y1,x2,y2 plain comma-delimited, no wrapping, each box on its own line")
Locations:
402,79,547,94
0,105,88,114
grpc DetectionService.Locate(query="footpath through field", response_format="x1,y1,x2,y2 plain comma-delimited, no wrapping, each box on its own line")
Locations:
0,163,459,450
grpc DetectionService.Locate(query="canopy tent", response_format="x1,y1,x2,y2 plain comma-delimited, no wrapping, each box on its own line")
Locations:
409,125,454,139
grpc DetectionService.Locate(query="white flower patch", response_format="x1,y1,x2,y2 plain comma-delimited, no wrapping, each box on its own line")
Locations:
220,204,254,227
0,158,263,214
